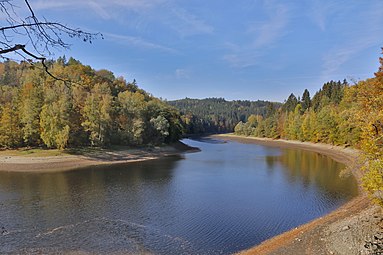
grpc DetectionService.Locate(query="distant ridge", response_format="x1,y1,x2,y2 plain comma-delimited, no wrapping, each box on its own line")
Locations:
168,97,281,134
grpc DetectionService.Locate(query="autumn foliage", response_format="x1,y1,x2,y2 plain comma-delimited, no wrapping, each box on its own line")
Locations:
235,49,383,205
0,57,183,149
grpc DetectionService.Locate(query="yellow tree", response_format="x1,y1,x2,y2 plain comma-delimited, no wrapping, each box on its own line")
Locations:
82,82,113,146
0,102,22,147
19,78,43,146
117,90,147,145
349,49,383,205
355,77,383,205
40,81,72,149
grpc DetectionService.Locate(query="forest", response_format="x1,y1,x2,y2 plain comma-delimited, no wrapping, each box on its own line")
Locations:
0,51,382,205
234,51,383,205
169,98,281,134
0,57,183,149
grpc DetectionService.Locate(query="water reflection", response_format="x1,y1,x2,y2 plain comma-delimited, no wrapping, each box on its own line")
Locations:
266,149,358,198
0,141,358,255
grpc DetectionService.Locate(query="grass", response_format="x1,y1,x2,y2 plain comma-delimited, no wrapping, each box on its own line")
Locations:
0,145,146,157
0,148,68,157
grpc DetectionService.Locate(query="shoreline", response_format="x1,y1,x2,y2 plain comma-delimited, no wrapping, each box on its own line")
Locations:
0,141,199,173
1,135,381,254
213,134,381,255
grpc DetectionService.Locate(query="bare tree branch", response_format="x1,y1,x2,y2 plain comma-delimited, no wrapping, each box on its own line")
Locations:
0,0,102,85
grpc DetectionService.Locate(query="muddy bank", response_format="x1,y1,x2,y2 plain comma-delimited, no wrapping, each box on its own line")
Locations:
0,141,199,173
213,134,382,255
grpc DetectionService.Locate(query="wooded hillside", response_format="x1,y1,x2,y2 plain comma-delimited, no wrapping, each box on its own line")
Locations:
0,57,183,149
169,98,281,134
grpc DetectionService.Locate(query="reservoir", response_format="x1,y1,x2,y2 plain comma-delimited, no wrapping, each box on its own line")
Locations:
0,138,358,254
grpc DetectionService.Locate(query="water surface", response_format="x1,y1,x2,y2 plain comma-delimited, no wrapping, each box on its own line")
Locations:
0,138,358,254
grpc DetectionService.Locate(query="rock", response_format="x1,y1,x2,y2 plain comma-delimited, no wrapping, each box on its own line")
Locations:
374,233,383,240
1,226,8,235
341,225,350,231
371,244,378,250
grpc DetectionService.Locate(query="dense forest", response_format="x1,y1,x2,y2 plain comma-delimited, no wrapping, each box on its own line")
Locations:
0,57,183,149
234,51,383,205
169,98,281,134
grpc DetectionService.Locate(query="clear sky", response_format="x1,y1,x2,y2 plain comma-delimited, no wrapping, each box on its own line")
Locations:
25,0,383,102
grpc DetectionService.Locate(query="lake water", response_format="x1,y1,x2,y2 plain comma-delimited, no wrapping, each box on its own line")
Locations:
0,138,358,254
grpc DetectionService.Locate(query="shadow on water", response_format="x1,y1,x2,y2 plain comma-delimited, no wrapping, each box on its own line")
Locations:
189,137,227,144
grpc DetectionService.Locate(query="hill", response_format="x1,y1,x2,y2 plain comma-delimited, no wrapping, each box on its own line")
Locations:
168,97,281,134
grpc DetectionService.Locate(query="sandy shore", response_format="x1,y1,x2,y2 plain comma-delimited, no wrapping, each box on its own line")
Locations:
0,142,199,173
213,134,382,255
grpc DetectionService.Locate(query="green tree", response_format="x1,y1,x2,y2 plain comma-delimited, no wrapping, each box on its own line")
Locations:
282,93,298,113
301,89,311,112
150,115,170,144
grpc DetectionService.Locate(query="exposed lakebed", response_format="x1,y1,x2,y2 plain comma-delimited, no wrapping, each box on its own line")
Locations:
0,138,358,254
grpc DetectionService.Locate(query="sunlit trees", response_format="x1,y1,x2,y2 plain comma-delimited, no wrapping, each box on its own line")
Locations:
150,115,170,144
39,81,72,149
82,82,113,146
0,57,182,149
0,85,22,147
355,69,383,205
19,75,44,145
301,110,315,142
0,102,22,147
117,90,147,145
233,49,383,206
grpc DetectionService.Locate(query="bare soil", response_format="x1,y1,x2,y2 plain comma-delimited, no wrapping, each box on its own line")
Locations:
0,142,199,173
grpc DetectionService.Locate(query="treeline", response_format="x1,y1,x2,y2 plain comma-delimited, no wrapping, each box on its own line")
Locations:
168,98,281,134
0,57,182,149
235,50,383,205
234,80,351,143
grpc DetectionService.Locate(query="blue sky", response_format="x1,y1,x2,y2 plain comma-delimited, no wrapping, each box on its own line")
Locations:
23,0,383,101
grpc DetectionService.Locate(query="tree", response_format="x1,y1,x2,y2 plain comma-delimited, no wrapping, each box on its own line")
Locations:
150,115,170,144
234,121,245,135
301,89,311,112
374,47,383,77
39,81,72,149
301,109,318,142
117,90,147,145
19,69,44,145
0,0,100,81
282,93,298,112
0,102,22,147
82,82,113,146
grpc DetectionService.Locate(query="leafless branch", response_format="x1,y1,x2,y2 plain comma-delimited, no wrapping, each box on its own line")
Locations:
0,0,102,85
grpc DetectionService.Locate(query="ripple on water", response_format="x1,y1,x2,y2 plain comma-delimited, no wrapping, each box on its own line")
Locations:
0,217,197,255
